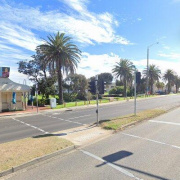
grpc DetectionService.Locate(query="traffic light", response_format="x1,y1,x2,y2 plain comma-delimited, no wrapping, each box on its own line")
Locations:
136,72,141,84
98,79,105,94
88,80,96,94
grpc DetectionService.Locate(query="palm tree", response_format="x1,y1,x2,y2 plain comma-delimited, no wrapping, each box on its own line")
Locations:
37,32,81,104
112,59,135,97
163,69,175,93
143,64,161,94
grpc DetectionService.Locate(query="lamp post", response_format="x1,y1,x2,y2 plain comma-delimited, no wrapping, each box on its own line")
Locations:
146,42,159,95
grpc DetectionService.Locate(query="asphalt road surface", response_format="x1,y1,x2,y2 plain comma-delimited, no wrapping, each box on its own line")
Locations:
4,105,180,180
1,95,180,144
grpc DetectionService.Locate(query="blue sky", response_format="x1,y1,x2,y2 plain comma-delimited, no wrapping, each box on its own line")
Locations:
0,0,180,84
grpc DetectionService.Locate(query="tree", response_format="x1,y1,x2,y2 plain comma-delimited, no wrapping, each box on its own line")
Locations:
18,51,57,101
156,82,165,91
174,75,180,93
64,74,88,100
163,69,175,93
38,76,57,99
37,32,81,104
112,59,135,97
98,73,113,83
143,64,161,94
18,52,48,83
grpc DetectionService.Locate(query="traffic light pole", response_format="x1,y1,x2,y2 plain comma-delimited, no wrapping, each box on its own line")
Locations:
95,75,99,125
134,71,137,116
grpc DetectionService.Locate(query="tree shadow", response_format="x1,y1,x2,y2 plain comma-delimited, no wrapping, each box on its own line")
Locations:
96,150,170,180
33,133,67,138
33,124,97,138
99,119,111,124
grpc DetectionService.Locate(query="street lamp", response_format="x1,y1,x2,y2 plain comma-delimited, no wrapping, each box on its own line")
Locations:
146,42,159,95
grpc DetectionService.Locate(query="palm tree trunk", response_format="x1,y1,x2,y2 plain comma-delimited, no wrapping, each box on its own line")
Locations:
168,82,171,94
123,78,126,98
57,60,63,105
150,82,153,94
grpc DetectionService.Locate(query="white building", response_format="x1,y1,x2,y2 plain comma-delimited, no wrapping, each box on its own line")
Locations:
0,78,30,112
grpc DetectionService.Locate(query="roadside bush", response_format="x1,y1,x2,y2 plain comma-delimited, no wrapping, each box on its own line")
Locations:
109,86,131,96
63,93,77,102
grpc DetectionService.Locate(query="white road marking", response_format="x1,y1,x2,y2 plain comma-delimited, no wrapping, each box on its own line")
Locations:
80,150,142,180
59,118,85,125
122,133,180,149
68,114,90,120
12,118,49,134
149,120,180,126
42,114,87,125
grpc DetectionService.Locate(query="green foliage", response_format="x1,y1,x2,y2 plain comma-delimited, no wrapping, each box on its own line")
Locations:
143,64,161,94
109,86,130,96
163,69,175,93
37,32,81,105
38,76,57,99
112,59,136,97
64,74,88,100
63,93,77,102
98,72,113,83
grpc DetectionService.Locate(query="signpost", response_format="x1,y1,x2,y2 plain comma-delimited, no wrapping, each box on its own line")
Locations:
36,84,39,113
95,75,99,125
0,67,10,78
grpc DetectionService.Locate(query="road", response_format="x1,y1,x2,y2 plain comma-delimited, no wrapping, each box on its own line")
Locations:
1,95,180,144
4,104,180,180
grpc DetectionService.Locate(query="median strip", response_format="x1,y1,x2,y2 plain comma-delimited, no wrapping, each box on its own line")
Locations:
100,109,166,130
0,135,73,173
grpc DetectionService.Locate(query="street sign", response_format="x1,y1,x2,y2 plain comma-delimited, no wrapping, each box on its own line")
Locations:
0,67,10,78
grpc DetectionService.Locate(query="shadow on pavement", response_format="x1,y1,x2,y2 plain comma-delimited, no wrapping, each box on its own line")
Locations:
33,124,97,138
96,150,133,167
96,150,170,180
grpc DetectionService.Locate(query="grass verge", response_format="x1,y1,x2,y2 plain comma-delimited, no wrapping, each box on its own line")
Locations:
101,109,166,130
0,136,73,172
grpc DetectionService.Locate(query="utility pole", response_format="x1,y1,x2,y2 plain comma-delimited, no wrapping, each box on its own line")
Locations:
95,75,99,125
146,42,158,96
36,84,39,113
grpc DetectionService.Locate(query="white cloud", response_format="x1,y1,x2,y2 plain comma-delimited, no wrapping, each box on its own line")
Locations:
158,53,180,60
0,1,131,45
9,66,31,85
133,59,180,77
0,22,42,51
77,52,120,77
76,52,180,79
137,18,142,21
172,0,180,3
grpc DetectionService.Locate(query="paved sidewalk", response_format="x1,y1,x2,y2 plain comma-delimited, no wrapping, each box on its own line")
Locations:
54,124,113,147
0,106,50,117
0,95,167,118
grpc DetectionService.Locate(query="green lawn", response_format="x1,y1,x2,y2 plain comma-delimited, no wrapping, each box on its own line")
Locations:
34,93,158,109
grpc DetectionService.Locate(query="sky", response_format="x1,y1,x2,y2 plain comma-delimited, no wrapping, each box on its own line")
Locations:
0,0,180,85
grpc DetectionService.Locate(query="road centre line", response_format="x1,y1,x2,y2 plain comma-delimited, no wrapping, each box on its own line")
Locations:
42,114,87,125
80,150,142,180
149,120,180,126
122,133,180,150
12,118,49,134
68,114,90,120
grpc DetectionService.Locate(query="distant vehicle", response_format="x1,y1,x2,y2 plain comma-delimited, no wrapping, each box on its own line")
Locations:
156,91,165,95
